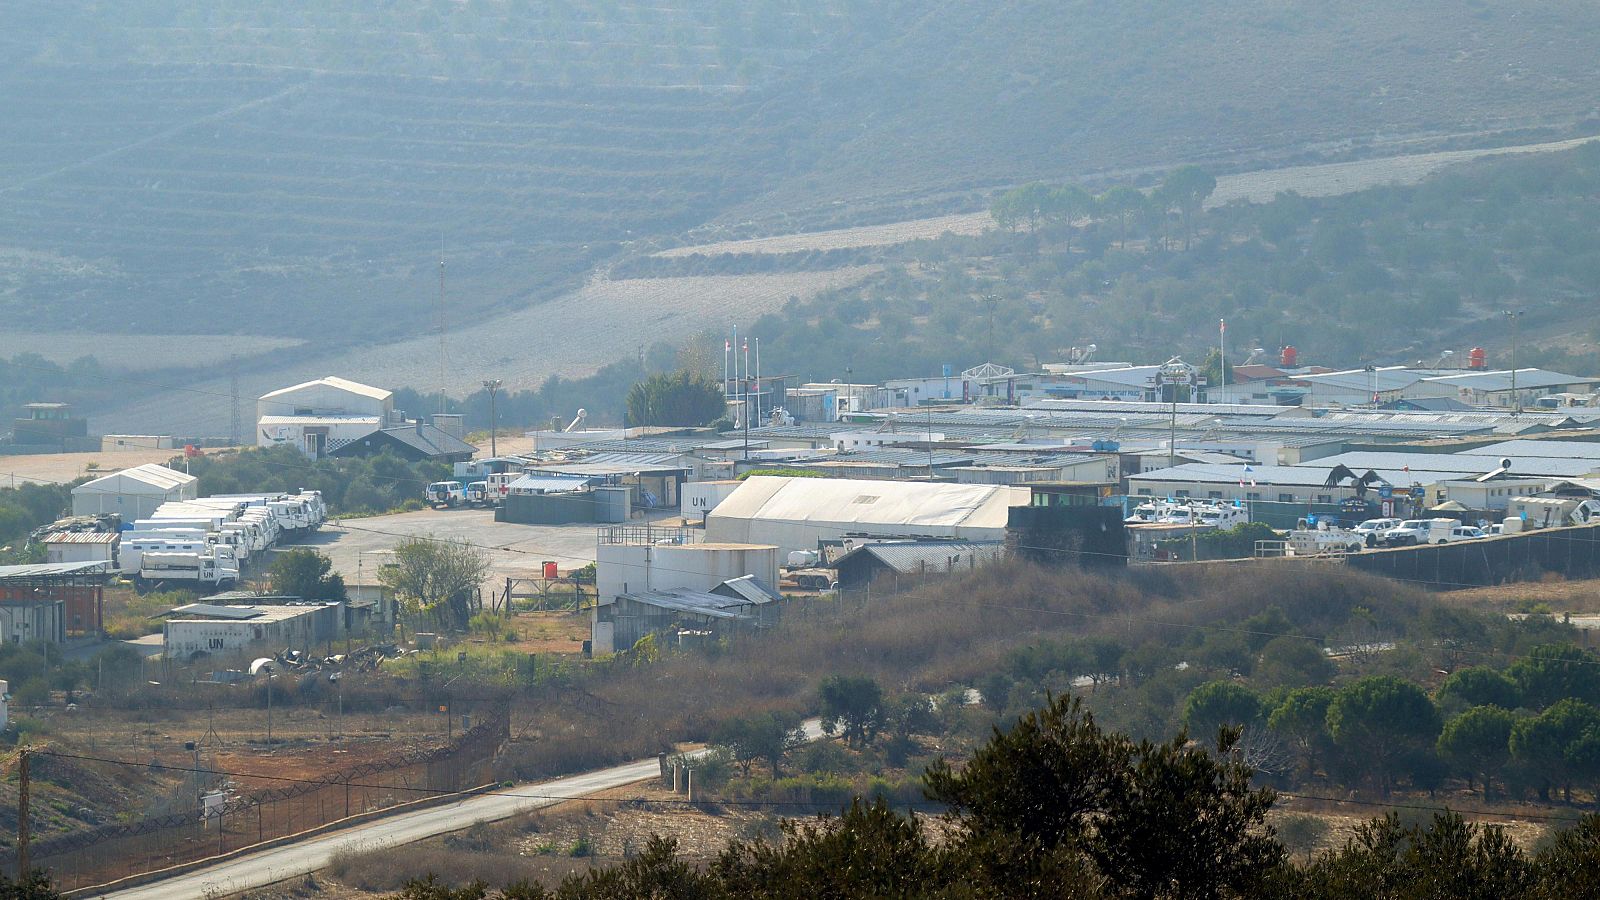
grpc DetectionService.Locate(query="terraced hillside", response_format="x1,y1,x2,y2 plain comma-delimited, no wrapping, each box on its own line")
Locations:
5,1,1600,436
0,1,896,340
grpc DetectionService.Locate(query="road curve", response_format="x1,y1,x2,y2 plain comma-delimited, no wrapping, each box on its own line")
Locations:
93,721,826,899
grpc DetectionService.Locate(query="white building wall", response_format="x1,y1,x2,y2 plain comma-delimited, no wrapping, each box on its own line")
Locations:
596,543,780,604
163,612,317,658
681,481,742,524
44,542,116,565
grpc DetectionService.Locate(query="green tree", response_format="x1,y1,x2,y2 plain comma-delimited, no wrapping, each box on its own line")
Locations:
1047,184,1093,250
1292,811,1532,900
925,694,1282,899
1269,686,1336,777
1256,636,1336,688
378,536,489,631
1509,644,1600,710
1097,184,1145,248
1438,705,1515,797
1510,698,1600,802
1326,676,1441,794
1161,165,1217,250
817,675,884,749
0,869,62,900
624,369,726,427
713,712,804,778
266,547,347,601
1438,665,1522,712
1184,680,1263,745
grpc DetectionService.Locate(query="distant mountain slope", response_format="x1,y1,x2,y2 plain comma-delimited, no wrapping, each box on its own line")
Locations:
1,0,1597,348
733,0,1600,224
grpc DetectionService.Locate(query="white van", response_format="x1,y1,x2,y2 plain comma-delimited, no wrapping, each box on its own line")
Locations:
1383,518,1458,546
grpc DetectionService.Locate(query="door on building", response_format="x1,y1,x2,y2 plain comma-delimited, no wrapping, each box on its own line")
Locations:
303,429,328,458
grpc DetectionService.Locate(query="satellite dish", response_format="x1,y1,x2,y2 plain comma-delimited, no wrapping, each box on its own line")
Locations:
1501,458,1512,470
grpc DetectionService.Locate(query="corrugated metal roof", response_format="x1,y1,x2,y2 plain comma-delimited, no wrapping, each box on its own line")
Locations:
41,532,119,544
1461,440,1600,460
75,463,196,492
372,424,476,457
1423,368,1596,392
714,575,782,605
618,589,758,619
507,474,594,493
0,561,111,579
839,541,1005,575
528,452,690,476
1309,451,1600,478
167,603,262,620
259,376,392,402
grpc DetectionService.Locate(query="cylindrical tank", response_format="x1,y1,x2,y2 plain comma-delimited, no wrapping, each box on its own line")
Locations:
1280,345,1298,368
542,560,559,579
1468,347,1486,369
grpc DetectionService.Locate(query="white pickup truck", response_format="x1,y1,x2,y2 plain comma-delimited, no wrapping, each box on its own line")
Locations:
1353,518,1402,548
1382,518,1458,546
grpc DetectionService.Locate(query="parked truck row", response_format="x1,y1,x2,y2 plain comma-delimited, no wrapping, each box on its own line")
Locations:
120,490,326,589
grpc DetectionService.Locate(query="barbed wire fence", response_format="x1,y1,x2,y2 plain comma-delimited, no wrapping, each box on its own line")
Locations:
9,705,509,892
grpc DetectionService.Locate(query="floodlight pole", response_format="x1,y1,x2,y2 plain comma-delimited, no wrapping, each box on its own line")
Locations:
482,379,502,458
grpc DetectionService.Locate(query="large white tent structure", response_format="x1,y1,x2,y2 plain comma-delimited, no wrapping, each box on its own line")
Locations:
705,475,1028,554
70,463,197,519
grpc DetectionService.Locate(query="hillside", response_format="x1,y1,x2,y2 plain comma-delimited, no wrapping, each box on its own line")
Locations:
4,2,1599,342
5,2,1600,433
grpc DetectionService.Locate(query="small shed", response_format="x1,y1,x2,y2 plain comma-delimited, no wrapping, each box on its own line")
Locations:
71,464,198,519
832,541,1004,589
41,531,120,566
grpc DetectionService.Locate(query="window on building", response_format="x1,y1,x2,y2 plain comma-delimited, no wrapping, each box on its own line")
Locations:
1316,494,1332,504
1136,488,1152,496
1278,493,1295,503
1246,492,1261,501
1175,490,1191,498
1208,491,1223,499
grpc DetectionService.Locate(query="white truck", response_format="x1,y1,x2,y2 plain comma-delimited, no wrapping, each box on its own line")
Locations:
427,481,465,509
136,551,239,588
1382,518,1458,546
1443,525,1487,542
1288,526,1364,556
1353,518,1403,548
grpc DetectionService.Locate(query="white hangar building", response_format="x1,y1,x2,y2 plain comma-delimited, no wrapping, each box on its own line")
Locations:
256,376,395,458
705,475,1028,555
71,463,198,519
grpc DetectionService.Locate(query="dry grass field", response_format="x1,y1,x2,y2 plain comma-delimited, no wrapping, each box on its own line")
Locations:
95,267,879,436
662,134,1600,259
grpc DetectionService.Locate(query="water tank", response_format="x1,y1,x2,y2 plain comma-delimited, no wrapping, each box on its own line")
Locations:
1280,345,1298,368
1468,347,1486,369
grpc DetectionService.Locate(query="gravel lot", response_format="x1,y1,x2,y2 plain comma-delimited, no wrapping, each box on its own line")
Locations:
300,507,603,591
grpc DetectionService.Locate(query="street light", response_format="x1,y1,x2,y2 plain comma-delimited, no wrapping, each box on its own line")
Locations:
481,379,503,458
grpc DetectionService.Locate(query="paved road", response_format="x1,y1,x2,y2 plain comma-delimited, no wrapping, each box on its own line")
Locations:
94,721,825,899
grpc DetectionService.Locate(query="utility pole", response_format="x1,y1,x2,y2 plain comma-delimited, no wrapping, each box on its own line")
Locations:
266,676,273,745
1505,309,1522,415
438,246,448,417
481,379,502,458
229,358,242,447
17,749,30,880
